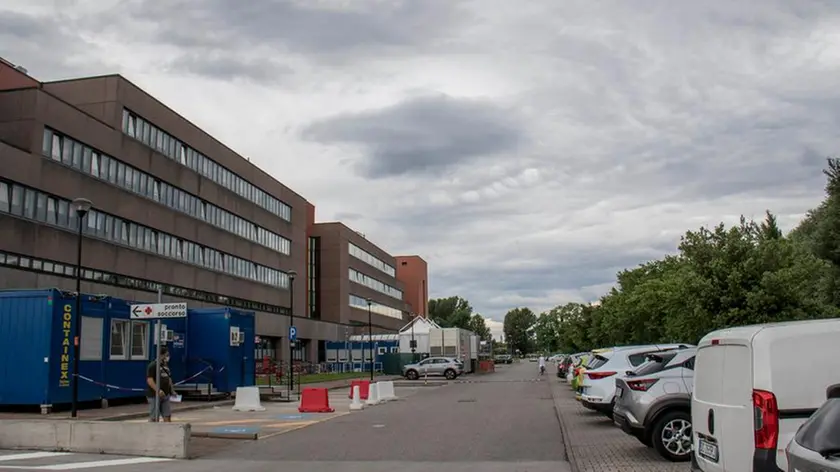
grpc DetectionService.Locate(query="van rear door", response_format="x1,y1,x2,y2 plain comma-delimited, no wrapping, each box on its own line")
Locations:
692,340,754,472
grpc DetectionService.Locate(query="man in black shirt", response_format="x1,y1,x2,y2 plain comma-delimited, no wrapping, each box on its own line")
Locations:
146,347,176,422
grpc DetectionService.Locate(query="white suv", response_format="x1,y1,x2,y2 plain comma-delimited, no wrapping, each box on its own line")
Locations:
579,344,693,418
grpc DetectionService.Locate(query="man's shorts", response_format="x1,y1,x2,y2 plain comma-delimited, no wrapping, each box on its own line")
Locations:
147,396,172,420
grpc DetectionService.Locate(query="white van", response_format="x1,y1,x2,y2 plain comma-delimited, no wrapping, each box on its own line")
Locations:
691,318,840,472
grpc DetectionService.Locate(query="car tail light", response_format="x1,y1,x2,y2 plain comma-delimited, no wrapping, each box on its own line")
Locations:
753,389,779,450
626,379,659,391
587,371,617,380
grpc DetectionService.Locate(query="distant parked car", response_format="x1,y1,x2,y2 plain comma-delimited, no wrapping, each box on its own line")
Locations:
494,354,513,364
402,356,464,380
613,348,697,462
786,384,840,472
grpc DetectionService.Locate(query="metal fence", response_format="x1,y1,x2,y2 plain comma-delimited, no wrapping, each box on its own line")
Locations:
254,360,384,386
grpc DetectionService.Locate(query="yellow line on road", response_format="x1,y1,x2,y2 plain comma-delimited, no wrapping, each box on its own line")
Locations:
262,420,315,428
200,419,269,426
259,412,350,440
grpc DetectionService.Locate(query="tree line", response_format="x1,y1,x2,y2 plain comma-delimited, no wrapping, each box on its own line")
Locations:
500,158,840,355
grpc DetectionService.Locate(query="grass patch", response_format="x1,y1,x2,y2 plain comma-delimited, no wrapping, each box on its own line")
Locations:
256,371,384,385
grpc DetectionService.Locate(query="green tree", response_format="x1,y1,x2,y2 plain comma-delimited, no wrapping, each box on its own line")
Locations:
503,307,537,354
534,308,562,353
428,296,473,329
467,314,492,340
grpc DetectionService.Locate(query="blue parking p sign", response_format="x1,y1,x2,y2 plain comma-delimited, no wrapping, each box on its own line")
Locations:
289,326,297,342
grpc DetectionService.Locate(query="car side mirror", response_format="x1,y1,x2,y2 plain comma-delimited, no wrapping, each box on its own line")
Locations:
827,383,840,400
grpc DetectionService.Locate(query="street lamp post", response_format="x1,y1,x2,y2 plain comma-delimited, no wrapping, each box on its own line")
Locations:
410,313,416,358
366,298,373,381
70,197,92,419
288,270,296,394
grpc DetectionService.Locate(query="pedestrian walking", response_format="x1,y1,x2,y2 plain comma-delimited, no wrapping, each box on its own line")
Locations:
145,346,177,422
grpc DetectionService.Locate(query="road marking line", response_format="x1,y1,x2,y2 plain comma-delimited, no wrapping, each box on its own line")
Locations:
0,457,173,470
0,452,73,462
259,412,349,440
200,419,268,426
262,421,315,428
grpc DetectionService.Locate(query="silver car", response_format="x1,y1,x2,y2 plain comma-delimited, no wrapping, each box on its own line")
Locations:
613,348,697,462
402,356,464,380
785,383,840,472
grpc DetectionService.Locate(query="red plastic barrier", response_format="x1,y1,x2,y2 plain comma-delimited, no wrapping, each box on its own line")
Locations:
348,380,370,400
298,388,335,413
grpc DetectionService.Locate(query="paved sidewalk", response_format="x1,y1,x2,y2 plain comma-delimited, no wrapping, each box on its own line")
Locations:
0,376,400,421
550,379,686,472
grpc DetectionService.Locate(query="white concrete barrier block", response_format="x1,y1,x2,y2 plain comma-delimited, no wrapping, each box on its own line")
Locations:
349,385,364,411
365,382,381,406
0,420,190,459
377,381,396,401
232,386,266,412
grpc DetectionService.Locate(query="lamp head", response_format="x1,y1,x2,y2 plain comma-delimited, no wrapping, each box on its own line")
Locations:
288,270,297,281
71,197,92,218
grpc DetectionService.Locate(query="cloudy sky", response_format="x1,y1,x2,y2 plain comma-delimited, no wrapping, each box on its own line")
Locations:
4,0,840,337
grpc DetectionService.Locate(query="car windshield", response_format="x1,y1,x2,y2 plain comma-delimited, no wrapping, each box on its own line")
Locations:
795,397,840,455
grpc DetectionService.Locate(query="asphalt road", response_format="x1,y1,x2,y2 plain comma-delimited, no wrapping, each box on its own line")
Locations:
0,362,571,472
209,361,567,463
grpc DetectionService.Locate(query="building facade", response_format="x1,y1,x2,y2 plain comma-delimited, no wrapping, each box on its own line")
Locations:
395,255,429,317
310,222,411,332
0,59,428,364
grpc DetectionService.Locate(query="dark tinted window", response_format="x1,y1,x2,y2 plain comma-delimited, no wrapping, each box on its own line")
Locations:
795,398,840,455
681,357,696,370
587,355,609,369
631,352,679,376
628,352,653,367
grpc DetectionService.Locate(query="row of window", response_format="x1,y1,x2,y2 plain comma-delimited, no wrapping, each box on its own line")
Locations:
42,128,291,256
121,109,292,222
308,236,319,319
348,242,396,278
79,316,150,361
349,294,405,320
0,180,290,289
0,250,291,316
348,268,403,300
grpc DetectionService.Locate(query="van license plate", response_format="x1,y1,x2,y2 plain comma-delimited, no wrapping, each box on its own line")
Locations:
698,439,719,462
615,387,623,398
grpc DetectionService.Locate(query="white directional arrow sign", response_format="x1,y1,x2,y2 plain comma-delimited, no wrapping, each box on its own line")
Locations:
130,302,187,319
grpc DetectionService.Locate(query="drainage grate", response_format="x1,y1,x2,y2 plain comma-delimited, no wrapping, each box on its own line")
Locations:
457,398,477,403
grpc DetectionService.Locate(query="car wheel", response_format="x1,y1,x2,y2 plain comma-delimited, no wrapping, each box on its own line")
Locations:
406,370,419,381
652,410,692,462
603,399,616,419
444,369,457,380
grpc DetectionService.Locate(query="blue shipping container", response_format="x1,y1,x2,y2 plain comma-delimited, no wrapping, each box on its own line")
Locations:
166,307,256,393
0,289,153,408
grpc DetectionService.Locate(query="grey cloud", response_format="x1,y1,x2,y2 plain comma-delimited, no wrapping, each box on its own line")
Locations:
301,94,525,178
164,53,293,84
0,9,113,79
119,0,468,58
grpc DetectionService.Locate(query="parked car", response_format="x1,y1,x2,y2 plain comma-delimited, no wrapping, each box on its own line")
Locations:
402,356,464,380
579,344,692,417
691,318,840,472
786,384,840,472
557,355,572,378
494,354,513,364
613,348,697,462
